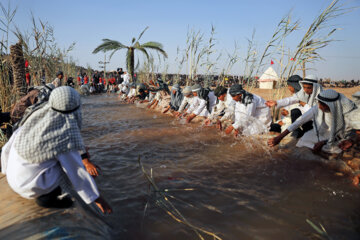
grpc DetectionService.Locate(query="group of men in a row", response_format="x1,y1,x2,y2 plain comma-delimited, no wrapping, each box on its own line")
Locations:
119,75,360,160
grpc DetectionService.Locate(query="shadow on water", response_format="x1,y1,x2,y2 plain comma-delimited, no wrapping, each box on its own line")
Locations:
1,94,360,240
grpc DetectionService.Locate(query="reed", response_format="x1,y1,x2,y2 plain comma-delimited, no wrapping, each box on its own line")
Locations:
138,156,223,240
219,42,240,86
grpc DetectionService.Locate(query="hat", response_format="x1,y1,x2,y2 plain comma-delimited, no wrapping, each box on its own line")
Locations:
183,86,192,95
287,75,302,93
191,84,201,92
301,74,318,84
214,86,227,97
56,71,64,77
352,91,360,99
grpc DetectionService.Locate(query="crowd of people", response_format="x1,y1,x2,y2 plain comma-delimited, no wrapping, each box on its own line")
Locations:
117,74,360,183
0,70,359,213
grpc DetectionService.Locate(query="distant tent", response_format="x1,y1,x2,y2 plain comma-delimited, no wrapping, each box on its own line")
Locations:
258,67,279,89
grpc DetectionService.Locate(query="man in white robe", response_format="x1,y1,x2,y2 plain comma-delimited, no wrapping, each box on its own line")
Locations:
268,89,359,155
175,86,193,117
1,86,112,213
225,84,271,136
205,86,235,130
186,84,217,123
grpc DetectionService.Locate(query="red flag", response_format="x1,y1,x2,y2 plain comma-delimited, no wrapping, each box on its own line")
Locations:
271,60,274,65
290,58,295,61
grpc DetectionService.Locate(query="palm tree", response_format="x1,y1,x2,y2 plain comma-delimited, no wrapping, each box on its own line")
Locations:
92,27,167,82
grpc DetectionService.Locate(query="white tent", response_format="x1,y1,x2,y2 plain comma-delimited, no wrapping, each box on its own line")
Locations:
258,67,279,89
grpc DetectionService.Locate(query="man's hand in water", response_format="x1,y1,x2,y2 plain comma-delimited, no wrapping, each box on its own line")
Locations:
339,140,353,151
83,158,100,177
234,129,239,137
268,129,290,147
313,140,327,153
265,100,277,107
216,120,222,131
163,106,170,114
268,136,281,147
94,196,113,214
204,119,211,126
225,125,234,135
186,113,196,123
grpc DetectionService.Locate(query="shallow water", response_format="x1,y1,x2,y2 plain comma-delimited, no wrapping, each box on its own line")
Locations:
79,95,360,239
1,94,359,239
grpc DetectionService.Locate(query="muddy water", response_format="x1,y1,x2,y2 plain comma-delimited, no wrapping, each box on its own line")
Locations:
1,94,359,239
78,95,360,239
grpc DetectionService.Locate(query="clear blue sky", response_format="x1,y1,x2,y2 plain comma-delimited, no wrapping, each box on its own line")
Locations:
4,0,360,80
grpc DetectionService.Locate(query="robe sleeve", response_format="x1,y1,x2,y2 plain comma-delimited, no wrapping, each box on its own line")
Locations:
276,95,298,108
287,106,316,132
187,97,198,114
57,151,100,204
178,97,188,113
193,99,207,116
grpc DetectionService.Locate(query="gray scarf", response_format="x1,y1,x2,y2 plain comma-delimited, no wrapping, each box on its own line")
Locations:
229,84,253,106
315,89,357,145
170,84,184,110
13,86,85,164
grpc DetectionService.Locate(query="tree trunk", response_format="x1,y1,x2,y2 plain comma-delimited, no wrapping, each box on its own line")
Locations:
10,42,26,97
128,47,134,82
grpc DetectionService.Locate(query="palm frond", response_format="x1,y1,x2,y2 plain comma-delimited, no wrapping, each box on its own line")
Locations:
137,26,149,42
140,41,168,58
92,39,127,54
136,47,150,61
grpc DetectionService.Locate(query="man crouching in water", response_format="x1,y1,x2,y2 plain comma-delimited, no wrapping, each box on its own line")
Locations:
1,86,112,213
268,89,360,184
225,84,271,137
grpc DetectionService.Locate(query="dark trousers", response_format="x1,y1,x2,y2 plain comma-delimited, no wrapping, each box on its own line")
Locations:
36,186,73,208
270,108,313,138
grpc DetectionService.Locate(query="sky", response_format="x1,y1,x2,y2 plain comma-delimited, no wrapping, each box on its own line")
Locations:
3,0,360,80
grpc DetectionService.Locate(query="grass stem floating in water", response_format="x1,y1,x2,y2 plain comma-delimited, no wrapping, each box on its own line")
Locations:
138,156,223,240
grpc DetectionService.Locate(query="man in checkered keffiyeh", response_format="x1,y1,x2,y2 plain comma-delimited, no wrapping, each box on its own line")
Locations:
13,86,85,163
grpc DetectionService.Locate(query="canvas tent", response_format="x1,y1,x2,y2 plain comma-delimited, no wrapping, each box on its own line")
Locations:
258,67,279,89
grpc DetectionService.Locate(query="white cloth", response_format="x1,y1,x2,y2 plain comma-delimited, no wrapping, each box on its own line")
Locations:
148,92,156,102
127,88,136,98
209,91,235,121
178,96,193,113
232,94,271,135
1,128,99,204
52,77,62,88
187,96,209,117
121,74,130,93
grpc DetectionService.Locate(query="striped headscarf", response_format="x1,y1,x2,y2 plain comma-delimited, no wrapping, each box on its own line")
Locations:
170,84,184,110
315,89,357,145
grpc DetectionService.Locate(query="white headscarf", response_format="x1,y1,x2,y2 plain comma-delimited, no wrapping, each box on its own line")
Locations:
352,91,360,105
296,75,323,107
13,86,85,164
314,89,357,145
